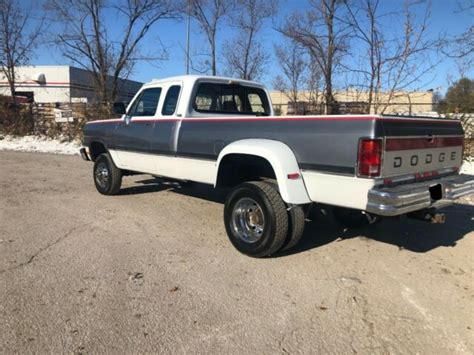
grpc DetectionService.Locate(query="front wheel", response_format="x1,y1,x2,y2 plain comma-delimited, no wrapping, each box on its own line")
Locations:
93,153,122,195
224,181,288,257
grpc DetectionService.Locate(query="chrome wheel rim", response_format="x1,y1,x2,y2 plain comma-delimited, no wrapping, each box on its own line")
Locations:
95,162,109,188
231,198,265,243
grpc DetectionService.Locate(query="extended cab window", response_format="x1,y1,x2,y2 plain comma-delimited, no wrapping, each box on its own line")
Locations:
193,83,270,115
248,93,265,113
162,85,181,115
128,87,162,117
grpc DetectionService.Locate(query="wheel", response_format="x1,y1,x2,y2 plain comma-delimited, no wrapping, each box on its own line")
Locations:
266,182,306,251
224,181,288,257
281,205,306,251
93,153,122,195
332,207,377,228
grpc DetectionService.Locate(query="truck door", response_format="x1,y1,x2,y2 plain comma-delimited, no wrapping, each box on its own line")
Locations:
113,87,162,174
150,82,183,178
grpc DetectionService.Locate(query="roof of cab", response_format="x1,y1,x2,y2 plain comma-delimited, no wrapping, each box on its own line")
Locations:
143,75,266,88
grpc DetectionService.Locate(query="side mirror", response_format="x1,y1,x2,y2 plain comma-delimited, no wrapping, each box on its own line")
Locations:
124,115,132,125
112,102,126,115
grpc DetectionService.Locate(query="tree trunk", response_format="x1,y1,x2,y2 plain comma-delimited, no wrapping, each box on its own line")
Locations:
211,35,217,76
5,67,16,105
325,73,334,114
9,80,16,105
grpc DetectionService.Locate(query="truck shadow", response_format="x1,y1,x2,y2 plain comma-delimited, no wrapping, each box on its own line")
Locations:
122,177,228,203
125,177,473,255
279,203,474,256
119,178,182,195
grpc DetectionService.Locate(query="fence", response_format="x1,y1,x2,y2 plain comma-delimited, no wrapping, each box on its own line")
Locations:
273,101,438,116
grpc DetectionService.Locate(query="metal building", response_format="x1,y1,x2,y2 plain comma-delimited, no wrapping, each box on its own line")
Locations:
0,65,143,103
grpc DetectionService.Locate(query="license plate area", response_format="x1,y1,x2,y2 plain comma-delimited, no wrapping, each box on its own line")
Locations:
429,183,443,201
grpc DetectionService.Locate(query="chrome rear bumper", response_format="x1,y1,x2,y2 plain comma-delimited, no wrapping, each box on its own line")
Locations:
367,174,474,216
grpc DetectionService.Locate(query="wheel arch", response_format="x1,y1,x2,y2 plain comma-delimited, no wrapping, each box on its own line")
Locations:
88,140,108,161
215,139,311,204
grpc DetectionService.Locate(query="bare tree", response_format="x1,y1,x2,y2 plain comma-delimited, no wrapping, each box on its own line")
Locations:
305,59,323,112
342,0,381,113
222,0,276,80
273,41,307,112
342,0,437,114
438,1,473,76
378,1,436,113
445,26,473,71
455,0,474,12
0,0,43,104
189,0,234,76
279,0,350,114
46,0,178,105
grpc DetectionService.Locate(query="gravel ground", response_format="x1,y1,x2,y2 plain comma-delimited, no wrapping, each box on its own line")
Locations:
0,151,473,354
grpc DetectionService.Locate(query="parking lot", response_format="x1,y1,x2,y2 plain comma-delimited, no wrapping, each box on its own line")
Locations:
1,150,473,354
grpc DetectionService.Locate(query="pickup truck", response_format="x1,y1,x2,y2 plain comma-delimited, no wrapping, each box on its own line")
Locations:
80,75,474,257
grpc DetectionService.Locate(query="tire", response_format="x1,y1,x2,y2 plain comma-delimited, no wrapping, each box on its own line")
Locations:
332,207,377,228
224,181,288,257
266,181,306,251
281,205,306,251
93,153,122,195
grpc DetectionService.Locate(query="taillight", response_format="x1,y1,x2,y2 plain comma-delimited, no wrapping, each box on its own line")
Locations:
358,138,382,178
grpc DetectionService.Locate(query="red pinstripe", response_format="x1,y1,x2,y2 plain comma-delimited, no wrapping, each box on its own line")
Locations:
85,116,460,125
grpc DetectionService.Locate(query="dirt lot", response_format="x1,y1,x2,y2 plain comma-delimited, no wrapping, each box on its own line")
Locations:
0,150,473,354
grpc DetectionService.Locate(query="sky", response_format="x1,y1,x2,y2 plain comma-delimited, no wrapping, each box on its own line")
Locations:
30,0,473,94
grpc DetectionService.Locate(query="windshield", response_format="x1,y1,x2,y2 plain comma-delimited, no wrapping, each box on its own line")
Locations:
193,82,270,116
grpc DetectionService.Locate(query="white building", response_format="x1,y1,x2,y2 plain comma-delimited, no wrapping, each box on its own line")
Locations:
0,65,143,103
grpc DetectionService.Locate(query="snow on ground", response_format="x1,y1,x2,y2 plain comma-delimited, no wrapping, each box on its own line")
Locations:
0,135,80,155
461,160,473,175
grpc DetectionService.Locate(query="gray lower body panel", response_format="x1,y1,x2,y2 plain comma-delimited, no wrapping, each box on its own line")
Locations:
366,174,474,216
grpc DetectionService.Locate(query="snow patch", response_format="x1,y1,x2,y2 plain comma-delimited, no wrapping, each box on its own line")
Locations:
461,160,473,175
0,135,80,155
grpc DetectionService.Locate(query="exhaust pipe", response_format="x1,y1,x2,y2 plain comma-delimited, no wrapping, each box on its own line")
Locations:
362,211,379,224
407,209,446,224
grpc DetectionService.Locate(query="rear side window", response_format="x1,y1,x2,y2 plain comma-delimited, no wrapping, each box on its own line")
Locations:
162,85,181,115
248,93,265,113
193,83,270,115
128,87,162,117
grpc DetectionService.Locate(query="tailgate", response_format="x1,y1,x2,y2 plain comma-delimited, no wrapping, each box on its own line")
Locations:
380,117,464,178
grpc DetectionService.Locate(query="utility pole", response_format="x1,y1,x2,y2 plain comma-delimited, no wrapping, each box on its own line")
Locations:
186,0,191,75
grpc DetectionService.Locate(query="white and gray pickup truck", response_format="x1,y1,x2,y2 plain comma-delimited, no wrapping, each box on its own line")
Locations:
80,75,473,257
